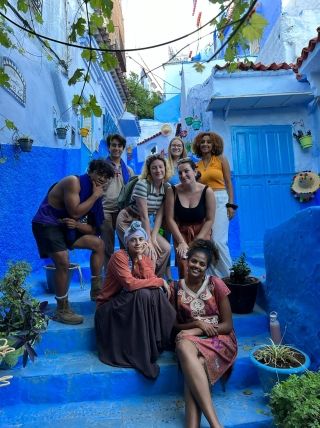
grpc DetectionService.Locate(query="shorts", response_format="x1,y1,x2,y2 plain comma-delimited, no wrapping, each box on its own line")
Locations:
32,222,74,258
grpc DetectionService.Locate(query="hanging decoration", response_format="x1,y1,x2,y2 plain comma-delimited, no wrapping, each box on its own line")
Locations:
291,171,320,202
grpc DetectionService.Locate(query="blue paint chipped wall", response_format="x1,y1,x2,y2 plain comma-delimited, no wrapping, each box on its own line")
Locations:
263,207,320,369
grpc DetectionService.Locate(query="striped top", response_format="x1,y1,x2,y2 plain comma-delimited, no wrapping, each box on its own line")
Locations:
130,179,167,215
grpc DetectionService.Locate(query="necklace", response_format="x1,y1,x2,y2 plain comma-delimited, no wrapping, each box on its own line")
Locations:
202,156,212,170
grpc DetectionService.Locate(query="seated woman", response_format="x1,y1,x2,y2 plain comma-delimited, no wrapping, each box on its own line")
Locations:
95,221,176,379
170,239,237,428
165,157,215,278
116,154,171,277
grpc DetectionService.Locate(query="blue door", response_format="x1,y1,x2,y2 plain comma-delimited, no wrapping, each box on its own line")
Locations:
232,125,299,255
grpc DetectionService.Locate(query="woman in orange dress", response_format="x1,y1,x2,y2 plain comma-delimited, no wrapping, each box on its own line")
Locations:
193,132,237,277
171,239,237,428
95,221,175,379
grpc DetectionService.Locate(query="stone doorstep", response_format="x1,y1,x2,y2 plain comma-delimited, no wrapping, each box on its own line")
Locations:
0,387,273,428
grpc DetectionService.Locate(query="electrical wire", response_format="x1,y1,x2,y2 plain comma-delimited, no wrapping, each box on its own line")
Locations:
0,0,235,53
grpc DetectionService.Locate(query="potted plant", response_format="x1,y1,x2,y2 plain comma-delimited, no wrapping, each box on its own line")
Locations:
191,117,202,130
185,116,194,126
223,253,260,314
269,370,320,427
293,129,312,149
250,340,311,394
55,125,69,140
17,135,33,152
0,262,48,368
79,127,89,137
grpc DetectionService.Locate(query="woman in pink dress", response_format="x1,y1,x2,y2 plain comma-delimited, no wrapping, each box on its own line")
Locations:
170,239,237,428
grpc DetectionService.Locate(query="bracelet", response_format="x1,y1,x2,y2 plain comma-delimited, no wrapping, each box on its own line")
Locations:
226,203,238,210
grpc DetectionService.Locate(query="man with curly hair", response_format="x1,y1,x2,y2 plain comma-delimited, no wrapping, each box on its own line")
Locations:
32,159,114,325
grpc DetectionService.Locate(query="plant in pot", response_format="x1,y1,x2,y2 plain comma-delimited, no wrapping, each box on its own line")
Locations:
55,124,69,140
293,121,312,149
250,340,311,394
0,262,49,368
16,135,33,152
223,253,260,314
269,370,320,428
79,127,89,137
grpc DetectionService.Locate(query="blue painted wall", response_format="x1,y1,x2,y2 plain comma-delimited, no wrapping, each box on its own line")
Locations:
263,207,320,369
0,141,109,277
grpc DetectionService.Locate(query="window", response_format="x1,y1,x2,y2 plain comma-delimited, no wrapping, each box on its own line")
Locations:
30,0,43,15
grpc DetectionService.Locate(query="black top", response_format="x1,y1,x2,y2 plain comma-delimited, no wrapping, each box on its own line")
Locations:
173,185,208,225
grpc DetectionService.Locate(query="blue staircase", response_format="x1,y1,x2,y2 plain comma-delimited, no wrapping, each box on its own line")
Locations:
0,270,274,427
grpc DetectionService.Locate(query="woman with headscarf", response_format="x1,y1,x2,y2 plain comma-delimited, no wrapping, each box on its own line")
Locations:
116,153,172,277
95,221,176,379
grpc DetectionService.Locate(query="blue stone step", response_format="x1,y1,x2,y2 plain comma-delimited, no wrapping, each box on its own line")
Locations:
0,334,268,406
0,388,273,428
36,301,268,356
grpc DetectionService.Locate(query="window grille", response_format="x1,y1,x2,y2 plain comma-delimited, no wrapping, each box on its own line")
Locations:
30,0,43,15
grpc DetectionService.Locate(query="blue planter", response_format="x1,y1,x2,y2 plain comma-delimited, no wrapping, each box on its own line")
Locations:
250,345,311,394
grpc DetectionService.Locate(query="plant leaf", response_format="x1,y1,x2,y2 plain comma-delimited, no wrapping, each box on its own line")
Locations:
193,62,205,73
68,68,85,86
100,52,117,71
241,13,268,42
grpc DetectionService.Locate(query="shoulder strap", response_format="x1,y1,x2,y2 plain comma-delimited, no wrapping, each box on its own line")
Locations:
174,280,179,312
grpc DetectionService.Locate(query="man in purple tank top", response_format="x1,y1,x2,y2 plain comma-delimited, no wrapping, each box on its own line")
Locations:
32,159,114,325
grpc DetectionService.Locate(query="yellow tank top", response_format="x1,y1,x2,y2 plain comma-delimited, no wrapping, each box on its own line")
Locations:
196,156,225,189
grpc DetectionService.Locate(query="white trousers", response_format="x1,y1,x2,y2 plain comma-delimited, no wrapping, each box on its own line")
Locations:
207,190,232,278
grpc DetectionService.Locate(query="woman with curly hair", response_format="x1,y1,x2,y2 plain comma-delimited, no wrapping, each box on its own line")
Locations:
116,154,172,276
193,132,236,277
170,239,237,428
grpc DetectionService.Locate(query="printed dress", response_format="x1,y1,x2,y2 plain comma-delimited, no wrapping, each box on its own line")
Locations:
172,276,237,384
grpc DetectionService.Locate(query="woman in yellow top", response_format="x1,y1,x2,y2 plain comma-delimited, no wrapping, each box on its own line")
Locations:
193,132,237,277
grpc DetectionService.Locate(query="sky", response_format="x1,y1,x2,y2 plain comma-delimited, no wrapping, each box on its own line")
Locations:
121,0,219,92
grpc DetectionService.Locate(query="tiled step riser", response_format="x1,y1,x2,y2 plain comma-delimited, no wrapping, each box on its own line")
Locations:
1,356,260,406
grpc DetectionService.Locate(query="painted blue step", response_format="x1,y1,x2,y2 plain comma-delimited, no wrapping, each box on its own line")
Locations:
0,388,273,428
0,334,268,406
37,303,268,356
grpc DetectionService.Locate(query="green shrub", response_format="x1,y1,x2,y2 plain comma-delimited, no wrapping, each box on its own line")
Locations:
230,253,251,283
270,371,320,427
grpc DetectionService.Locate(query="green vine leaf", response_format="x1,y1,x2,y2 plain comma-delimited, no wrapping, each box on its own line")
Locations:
241,13,268,42
107,21,114,34
100,52,117,71
0,27,12,48
5,119,17,130
90,13,104,32
69,17,86,42
17,0,28,13
0,69,10,88
193,62,205,73
34,12,43,24
81,48,97,62
0,1,8,10
68,68,85,86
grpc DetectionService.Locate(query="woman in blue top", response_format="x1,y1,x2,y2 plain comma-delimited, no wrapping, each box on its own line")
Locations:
167,137,187,186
